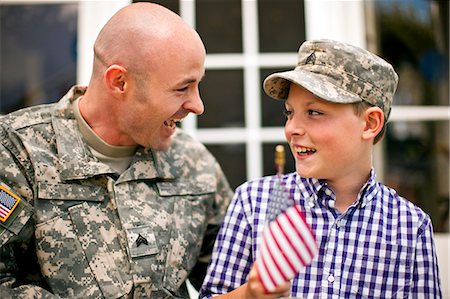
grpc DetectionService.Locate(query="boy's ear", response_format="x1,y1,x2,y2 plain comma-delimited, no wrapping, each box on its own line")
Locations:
104,64,127,94
362,107,384,140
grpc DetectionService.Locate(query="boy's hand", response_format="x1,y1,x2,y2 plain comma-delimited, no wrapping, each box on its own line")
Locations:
245,262,291,299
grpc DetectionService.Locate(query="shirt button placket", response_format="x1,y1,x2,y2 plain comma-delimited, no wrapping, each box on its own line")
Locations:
327,273,335,283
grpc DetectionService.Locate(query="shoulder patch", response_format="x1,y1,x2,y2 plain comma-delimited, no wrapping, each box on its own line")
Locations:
0,185,21,222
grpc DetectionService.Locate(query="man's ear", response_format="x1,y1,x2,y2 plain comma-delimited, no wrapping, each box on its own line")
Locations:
362,107,384,140
104,64,127,93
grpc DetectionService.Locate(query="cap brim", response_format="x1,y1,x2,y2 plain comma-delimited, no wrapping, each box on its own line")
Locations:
263,69,362,104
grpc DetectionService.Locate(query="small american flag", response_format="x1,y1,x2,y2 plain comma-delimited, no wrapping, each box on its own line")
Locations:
256,145,318,293
0,185,21,222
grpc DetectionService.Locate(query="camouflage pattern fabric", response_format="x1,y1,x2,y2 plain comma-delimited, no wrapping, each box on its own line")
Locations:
0,86,233,298
263,39,399,120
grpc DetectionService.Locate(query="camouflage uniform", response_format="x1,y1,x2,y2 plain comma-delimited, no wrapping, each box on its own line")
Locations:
0,86,233,298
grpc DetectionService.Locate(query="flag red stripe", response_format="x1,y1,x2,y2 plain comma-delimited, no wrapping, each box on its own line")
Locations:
267,221,297,277
0,205,9,217
258,236,277,292
286,206,317,262
284,207,316,260
292,205,317,257
258,203,318,292
274,213,308,267
265,224,293,281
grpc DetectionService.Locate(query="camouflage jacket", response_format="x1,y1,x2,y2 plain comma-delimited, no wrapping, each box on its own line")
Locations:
0,86,233,298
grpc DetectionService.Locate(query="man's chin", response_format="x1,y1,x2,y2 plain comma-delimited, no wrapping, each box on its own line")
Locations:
146,138,173,151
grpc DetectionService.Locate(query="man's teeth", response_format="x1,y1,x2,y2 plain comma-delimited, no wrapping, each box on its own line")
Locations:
164,119,182,129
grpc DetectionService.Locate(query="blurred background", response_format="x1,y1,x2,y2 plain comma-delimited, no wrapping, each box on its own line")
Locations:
1,0,449,297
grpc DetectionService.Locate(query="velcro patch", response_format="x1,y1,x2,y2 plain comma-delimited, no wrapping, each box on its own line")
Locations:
127,225,159,258
0,185,21,222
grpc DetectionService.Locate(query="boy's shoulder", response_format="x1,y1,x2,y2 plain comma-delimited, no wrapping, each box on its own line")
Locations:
377,182,431,223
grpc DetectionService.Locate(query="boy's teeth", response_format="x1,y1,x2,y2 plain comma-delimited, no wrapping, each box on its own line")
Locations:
296,146,316,153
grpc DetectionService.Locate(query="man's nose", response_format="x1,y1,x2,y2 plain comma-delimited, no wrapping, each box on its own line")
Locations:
185,91,204,115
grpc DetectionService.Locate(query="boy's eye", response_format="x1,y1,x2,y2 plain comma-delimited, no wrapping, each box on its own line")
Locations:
308,109,322,116
283,109,292,117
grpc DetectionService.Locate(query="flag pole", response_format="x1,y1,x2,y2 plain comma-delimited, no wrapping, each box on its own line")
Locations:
275,144,285,176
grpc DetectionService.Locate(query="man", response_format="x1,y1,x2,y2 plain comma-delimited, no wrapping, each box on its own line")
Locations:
0,2,232,298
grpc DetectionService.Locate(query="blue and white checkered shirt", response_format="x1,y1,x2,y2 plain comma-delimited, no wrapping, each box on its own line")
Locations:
200,169,442,298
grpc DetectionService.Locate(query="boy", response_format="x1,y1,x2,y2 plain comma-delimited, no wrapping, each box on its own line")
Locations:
200,39,442,298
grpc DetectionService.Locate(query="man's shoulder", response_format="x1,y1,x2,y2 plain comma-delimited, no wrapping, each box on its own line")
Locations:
0,103,56,131
170,129,213,158
155,130,219,177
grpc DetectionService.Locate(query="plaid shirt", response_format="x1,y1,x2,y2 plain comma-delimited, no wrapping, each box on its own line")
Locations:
200,169,442,298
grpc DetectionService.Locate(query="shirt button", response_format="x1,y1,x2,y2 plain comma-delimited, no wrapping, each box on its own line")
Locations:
327,274,335,283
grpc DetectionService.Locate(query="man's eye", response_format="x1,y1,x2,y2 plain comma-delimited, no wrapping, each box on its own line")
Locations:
283,109,292,117
176,86,188,92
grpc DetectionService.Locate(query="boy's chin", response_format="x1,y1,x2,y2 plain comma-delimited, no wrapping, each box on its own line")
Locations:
295,169,322,179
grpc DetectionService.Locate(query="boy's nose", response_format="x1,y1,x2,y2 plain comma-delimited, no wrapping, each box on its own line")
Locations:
285,120,306,137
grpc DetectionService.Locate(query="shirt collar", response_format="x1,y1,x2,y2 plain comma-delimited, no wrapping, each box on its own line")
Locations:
357,168,379,208
293,168,380,209
53,86,176,182
293,174,324,207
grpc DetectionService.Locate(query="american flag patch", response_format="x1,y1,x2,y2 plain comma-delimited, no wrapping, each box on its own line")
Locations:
0,185,21,222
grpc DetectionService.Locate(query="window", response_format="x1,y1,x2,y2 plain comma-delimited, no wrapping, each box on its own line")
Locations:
0,3,77,114
372,0,449,233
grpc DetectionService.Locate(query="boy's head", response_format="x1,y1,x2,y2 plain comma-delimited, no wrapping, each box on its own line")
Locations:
263,39,399,143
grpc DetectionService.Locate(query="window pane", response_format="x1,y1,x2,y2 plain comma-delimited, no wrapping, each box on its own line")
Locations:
262,142,295,177
196,0,242,53
205,144,246,190
385,121,449,232
374,0,449,106
0,4,78,114
198,69,245,128
258,0,305,53
260,68,288,127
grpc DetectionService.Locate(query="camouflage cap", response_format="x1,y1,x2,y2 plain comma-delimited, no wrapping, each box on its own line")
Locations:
263,39,399,119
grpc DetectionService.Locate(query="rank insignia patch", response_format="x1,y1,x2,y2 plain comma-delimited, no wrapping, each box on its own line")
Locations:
0,185,21,222
135,234,149,247
128,226,159,258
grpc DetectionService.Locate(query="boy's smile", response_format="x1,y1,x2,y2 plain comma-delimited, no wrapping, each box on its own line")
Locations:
292,145,317,159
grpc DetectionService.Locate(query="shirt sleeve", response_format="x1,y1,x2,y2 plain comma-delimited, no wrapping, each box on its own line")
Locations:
199,184,254,299
410,215,442,298
0,124,57,298
188,161,234,290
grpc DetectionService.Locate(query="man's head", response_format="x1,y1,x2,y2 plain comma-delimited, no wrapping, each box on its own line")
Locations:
83,2,206,150
263,39,398,143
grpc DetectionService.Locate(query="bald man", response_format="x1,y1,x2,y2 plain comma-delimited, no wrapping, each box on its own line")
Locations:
0,3,232,298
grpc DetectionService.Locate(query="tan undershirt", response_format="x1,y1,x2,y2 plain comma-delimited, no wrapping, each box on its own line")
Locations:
73,97,137,174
